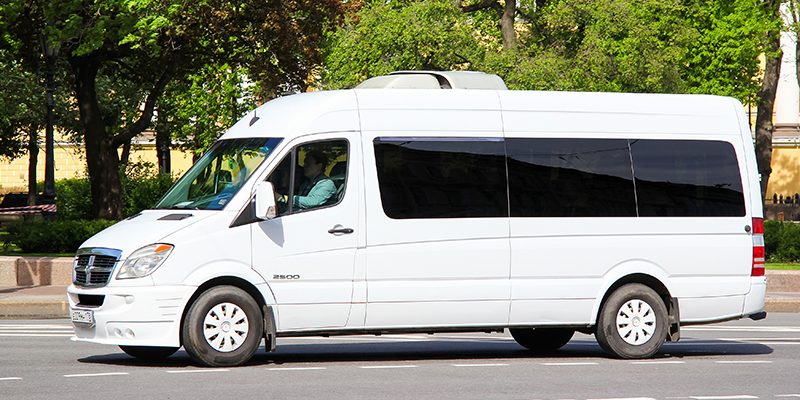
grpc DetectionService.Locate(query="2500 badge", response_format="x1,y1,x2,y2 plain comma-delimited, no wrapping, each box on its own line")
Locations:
273,274,300,280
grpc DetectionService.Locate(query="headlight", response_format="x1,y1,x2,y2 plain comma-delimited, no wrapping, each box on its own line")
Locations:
116,244,174,279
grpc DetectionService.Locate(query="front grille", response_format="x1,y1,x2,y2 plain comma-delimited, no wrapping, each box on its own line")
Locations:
73,248,121,288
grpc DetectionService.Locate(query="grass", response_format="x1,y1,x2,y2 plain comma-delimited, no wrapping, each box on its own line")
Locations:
766,263,800,271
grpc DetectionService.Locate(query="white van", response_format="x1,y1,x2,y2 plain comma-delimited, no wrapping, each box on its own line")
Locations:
68,71,767,367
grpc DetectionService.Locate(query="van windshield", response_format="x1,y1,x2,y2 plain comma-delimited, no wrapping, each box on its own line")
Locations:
156,138,283,210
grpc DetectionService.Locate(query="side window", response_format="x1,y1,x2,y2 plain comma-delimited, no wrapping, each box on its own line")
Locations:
630,139,745,217
373,137,507,219
506,138,637,217
267,139,348,215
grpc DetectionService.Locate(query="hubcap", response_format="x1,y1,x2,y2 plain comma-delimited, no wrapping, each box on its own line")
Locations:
616,299,656,346
203,302,249,352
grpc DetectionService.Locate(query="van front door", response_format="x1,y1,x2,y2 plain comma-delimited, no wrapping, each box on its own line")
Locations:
251,136,360,331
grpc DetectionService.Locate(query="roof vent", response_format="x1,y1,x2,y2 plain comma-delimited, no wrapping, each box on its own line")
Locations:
355,71,507,90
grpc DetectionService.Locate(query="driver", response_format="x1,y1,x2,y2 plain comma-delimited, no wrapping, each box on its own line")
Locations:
277,151,336,210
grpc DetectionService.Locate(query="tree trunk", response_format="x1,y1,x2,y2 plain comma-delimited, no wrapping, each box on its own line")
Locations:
70,55,125,220
755,15,782,203
156,107,172,175
500,0,516,49
27,125,39,206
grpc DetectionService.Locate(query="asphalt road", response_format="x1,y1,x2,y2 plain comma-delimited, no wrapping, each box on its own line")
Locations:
1,314,799,400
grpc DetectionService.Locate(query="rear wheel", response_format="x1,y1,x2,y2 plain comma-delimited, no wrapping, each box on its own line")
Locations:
595,283,668,359
182,285,263,367
119,345,178,360
510,328,574,353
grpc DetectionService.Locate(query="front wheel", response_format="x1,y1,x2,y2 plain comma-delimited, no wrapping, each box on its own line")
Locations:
595,283,668,359
182,285,263,367
510,328,574,353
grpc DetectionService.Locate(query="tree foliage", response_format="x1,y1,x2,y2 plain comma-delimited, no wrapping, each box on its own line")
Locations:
322,0,777,104
1,0,345,220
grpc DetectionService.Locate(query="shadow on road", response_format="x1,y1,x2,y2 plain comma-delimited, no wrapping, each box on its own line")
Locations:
76,336,774,368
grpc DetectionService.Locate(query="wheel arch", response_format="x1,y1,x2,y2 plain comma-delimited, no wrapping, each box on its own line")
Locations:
179,276,268,347
594,273,680,342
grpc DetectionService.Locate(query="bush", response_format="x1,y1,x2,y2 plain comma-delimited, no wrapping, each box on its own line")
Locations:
55,177,93,221
52,161,177,221
5,219,116,253
764,220,800,263
121,161,177,218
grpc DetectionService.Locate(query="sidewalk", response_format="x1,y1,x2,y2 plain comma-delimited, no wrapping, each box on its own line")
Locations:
1,273,799,319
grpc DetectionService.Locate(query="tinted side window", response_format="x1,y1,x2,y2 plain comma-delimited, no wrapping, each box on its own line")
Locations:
630,139,745,217
507,138,636,217
374,138,507,219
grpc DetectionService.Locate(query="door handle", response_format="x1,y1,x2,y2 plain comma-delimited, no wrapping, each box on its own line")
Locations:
328,227,354,235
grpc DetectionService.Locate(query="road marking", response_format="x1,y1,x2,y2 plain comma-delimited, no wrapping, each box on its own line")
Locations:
358,365,418,369
0,377,22,381
683,326,800,332
166,369,231,374
540,362,598,366
0,324,75,337
687,396,758,400
588,397,655,400
775,395,800,398
715,361,772,364
267,367,327,371
630,360,686,365
64,372,129,378
451,363,510,367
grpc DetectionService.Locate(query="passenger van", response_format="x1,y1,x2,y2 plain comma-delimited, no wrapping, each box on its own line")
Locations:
68,71,767,367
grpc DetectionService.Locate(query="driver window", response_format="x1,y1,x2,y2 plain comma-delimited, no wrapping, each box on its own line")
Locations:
267,139,348,215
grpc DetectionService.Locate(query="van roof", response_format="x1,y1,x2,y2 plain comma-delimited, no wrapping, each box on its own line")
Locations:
221,83,745,142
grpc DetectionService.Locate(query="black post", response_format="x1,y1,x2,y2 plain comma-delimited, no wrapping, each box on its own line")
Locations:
40,33,59,221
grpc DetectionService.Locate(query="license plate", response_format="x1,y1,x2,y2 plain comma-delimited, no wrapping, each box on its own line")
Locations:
71,309,94,324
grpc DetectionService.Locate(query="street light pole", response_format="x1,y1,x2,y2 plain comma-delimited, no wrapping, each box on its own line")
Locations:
39,34,59,222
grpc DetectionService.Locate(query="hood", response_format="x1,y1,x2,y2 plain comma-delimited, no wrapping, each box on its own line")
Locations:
79,210,216,259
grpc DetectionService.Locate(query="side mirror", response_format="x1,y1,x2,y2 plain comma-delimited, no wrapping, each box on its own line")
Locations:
255,181,277,220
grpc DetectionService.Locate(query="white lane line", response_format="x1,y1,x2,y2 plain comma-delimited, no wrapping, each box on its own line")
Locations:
0,377,22,381
540,362,599,366
682,326,800,332
165,369,231,374
717,338,800,341
630,360,686,365
715,361,772,364
0,325,72,329
588,397,655,400
267,367,327,371
687,396,758,400
358,365,418,369
775,395,800,398
64,372,129,378
0,334,75,337
451,363,510,367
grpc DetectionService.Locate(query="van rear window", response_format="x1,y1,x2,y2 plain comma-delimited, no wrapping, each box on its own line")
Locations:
630,139,745,217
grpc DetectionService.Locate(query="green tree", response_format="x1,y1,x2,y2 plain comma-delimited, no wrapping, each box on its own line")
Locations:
160,63,261,164
1,0,344,220
322,0,486,89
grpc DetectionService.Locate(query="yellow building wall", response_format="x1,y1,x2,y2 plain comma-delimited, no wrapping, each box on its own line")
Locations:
0,143,194,194
768,147,800,199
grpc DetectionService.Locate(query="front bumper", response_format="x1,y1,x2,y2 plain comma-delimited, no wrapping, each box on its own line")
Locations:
67,284,196,347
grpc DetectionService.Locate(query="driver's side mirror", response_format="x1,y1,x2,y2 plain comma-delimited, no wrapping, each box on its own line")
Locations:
255,181,277,220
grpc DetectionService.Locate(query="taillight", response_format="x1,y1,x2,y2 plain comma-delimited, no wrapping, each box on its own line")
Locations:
752,217,765,276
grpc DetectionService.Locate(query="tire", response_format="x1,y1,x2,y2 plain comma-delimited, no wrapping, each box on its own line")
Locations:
595,283,668,359
119,345,179,360
510,328,574,353
182,285,263,367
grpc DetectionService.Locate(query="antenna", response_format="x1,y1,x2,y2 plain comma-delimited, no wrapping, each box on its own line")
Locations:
249,109,260,126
